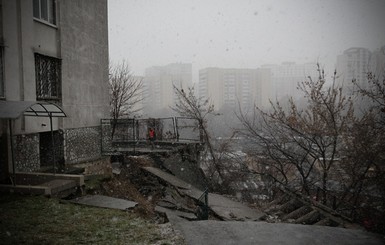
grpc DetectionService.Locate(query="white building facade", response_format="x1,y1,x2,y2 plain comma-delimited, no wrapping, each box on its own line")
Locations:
0,0,109,181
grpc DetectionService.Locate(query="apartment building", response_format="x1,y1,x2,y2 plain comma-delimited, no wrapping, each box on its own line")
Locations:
0,0,109,181
142,63,192,116
198,67,268,112
262,62,318,103
369,46,385,78
336,47,372,93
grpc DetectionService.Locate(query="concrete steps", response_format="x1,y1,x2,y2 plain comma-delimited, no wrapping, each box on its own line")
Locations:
282,206,313,221
263,191,357,228
0,172,84,197
40,179,77,196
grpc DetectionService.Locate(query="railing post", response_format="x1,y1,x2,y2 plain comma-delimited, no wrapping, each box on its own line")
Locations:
175,117,179,142
198,188,209,220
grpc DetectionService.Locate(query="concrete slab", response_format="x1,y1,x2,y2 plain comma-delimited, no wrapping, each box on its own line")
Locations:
70,195,137,210
174,220,384,245
0,184,46,195
41,179,77,195
0,179,77,196
15,172,84,186
208,193,264,221
156,206,197,220
142,167,193,189
142,166,264,221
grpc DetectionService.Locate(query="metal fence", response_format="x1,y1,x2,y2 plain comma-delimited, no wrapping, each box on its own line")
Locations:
175,117,201,141
101,117,202,154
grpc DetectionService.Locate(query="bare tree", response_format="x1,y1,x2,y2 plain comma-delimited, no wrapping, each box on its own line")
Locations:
353,72,385,126
237,64,385,231
349,71,385,231
109,61,143,137
171,85,225,183
238,64,355,201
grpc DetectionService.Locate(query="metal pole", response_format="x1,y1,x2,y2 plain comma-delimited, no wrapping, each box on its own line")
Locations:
174,117,179,142
132,119,135,153
49,113,56,174
9,120,16,186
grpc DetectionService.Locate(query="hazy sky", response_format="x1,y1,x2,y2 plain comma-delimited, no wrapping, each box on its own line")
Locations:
108,0,385,78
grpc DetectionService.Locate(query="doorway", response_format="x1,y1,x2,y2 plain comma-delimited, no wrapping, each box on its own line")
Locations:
39,130,64,170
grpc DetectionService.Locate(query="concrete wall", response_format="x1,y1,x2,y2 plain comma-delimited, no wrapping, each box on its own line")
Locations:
1,0,109,173
2,0,63,134
59,0,109,129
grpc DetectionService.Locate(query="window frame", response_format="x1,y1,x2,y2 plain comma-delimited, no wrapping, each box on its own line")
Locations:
35,53,62,101
33,0,57,26
0,46,4,99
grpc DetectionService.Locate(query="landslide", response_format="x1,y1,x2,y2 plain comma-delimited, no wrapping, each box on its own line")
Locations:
88,155,169,220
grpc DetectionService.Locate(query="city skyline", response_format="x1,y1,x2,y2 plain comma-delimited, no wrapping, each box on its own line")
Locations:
108,0,385,80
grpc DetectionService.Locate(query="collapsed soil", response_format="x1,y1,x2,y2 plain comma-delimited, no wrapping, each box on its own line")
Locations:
89,155,174,221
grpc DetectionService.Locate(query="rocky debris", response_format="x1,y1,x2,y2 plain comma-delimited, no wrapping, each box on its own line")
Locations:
142,166,264,221
111,162,122,175
89,154,364,231
156,206,198,221
93,155,203,222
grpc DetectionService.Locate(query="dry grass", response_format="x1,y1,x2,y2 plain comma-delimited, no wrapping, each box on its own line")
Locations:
0,193,184,245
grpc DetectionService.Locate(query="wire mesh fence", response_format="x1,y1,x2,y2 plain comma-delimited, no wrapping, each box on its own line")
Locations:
175,117,201,141
101,117,201,154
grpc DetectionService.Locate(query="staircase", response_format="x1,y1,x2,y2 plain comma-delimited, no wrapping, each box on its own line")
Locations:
0,172,84,197
262,189,359,229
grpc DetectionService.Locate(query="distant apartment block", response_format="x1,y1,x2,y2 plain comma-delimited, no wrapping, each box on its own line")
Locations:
336,47,372,93
370,46,385,77
198,63,318,112
198,68,269,111
262,62,318,102
142,63,192,116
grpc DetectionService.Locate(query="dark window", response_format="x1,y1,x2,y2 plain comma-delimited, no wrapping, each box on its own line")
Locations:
33,0,56,25
0,47,4,98
0,4,4,98
35,53,61,100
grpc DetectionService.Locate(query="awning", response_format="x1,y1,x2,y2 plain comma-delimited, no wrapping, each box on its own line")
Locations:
0,100,67,183
0,101,66,119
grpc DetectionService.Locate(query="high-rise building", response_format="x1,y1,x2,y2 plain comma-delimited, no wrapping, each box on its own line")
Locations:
370,46,385,78
198,63,318,113
262,62,318,103
143,63,192,116
336,47,372,93
198,68,268,112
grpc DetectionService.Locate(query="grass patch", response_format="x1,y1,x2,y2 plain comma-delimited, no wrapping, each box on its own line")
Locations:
0,193,180,244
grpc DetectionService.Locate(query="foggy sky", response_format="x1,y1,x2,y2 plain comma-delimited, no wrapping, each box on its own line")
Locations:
108,0,385,79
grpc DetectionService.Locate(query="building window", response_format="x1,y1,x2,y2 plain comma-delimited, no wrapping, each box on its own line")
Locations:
0,47,4,98
33,0,56,25
35,53,61,100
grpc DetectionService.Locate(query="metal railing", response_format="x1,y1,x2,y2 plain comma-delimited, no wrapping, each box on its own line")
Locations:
101,117,202,154
197,188,209,220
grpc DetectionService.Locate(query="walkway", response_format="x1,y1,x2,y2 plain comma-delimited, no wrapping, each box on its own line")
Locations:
175,220,384,245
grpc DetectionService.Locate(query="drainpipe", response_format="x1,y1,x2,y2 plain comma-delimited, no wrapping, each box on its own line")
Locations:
16,0,25,130
49,113,56,174
9,120,15,186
